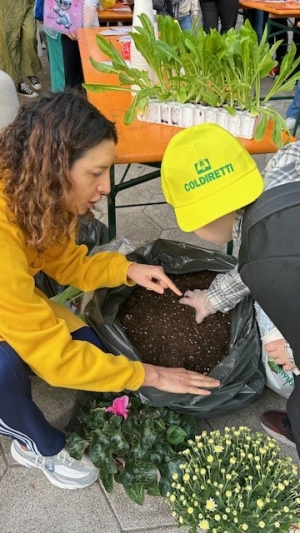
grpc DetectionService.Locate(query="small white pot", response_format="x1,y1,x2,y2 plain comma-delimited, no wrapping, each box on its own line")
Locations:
137,100,259,139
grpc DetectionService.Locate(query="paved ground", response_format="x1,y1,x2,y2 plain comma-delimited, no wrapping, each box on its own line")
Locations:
1,23,299,533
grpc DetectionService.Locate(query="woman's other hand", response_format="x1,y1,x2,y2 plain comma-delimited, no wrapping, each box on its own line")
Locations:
143,364,220,395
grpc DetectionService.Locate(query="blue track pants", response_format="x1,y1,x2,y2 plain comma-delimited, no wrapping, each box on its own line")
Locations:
0,327,104,456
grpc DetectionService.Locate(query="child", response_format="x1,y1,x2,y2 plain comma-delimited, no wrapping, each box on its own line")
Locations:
161,123,300,458
178,0,200,31
60,0,101,89
0,92,220,490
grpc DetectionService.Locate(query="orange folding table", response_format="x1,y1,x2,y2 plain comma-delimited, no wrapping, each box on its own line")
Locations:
239,0,300,17
239,0,300,40
97,3,133,25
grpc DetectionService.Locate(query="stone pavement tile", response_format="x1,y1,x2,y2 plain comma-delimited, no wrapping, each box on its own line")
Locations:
0,465,122,533
103,483,182,532
0,446,7,477
30,377,76,431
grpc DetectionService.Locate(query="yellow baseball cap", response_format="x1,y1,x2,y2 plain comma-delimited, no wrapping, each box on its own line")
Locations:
161,123,264,232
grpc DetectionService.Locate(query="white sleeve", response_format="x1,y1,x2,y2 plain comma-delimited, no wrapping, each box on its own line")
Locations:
191,0,200,19
83,0,99,27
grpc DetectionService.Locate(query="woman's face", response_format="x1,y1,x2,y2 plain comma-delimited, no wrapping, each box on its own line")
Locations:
68,139,115,215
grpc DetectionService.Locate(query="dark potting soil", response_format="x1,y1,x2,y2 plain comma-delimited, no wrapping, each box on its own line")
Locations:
118,271,232,374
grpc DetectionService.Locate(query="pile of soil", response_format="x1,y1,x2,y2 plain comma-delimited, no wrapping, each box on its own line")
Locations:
118,271,232,374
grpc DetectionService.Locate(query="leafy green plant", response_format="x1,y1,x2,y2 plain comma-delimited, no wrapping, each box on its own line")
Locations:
166,426,300,533
66,392,197,505
85,15,300,147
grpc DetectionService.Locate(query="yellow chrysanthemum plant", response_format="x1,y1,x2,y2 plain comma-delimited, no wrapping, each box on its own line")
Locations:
166,426,300,533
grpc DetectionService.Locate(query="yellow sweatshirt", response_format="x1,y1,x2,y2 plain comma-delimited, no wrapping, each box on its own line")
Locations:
0,188,145,392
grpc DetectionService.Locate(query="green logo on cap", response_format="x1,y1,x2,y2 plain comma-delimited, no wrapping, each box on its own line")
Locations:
194,159,211,175
184,162,234,192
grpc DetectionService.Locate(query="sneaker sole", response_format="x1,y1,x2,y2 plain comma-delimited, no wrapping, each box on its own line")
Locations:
11,442,98,490
17,92,38,98
260,422,296,448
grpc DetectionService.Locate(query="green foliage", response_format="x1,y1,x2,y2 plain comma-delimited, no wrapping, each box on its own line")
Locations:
66,392,197,505
84,16,300,146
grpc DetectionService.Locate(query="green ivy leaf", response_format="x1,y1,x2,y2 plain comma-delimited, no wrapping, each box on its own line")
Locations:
146,480,161,497
118,459,158,489
102,415,122,435
158,456,182,497
99,468,114,493
166,425,187,445
180,414,198,439
89,430,118,474
123,483,145,505
65,432,89,460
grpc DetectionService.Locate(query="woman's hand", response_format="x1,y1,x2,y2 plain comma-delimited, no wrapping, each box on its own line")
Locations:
264,339,296,372
142,364,220,396
127,263,182,296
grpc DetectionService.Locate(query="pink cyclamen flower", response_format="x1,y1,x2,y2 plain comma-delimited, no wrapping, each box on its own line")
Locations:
105,395,130,419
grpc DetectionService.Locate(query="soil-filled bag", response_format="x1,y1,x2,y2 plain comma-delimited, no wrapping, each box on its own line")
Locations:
85,239,265,417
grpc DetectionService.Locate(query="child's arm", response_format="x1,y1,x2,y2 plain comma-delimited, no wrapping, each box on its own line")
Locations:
206,266,250,311
83,0,101,27
190,0,200,21
179,266,250,324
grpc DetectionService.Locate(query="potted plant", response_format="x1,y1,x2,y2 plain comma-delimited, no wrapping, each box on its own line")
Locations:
166,426,300,533
85,16,300,147
65,392,197,505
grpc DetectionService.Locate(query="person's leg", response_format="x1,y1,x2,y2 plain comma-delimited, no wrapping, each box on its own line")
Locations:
239,203,300,457
199,0,219,33
61,34,84,89
286,80,300,119
178,14,193,31
254,10,268,42
0,334,100,488
45,33,65,92
0,342,66,455
0,0,25,83
292,18,300,65
20,2,42,83
71,325,106,349
268,17,288,64
286,376,300,452
216,0,239,34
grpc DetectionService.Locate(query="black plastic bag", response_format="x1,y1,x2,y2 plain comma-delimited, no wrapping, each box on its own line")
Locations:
85,239,265,417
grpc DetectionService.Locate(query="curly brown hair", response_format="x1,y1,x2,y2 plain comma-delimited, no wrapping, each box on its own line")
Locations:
0,91,117,252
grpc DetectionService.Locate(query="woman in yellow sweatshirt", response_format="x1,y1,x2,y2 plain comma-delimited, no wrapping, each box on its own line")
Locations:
0,91,219,490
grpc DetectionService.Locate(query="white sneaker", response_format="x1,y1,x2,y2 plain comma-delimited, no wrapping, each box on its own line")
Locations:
11,440,99,490
286,117,296,130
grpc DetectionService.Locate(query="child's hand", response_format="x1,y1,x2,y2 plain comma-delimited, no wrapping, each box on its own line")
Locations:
127,263,182,296
264,339,296,372
179,289,216,324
